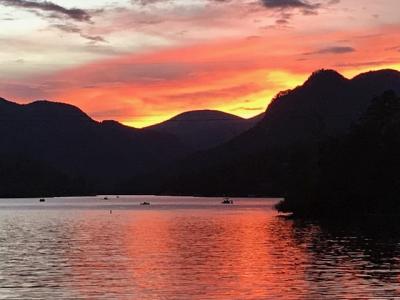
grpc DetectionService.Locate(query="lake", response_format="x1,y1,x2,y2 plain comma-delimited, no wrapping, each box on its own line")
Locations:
0,196,399,299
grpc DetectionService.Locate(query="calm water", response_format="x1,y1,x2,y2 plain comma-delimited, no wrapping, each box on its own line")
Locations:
0,196,399,299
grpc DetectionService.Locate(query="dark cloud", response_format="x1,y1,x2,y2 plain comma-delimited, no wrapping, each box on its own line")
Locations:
0,0,91,22
275,18,289,24
336,59,397,68
276,11,292,21
304,46,355,55
210,0,323,10
53,23,106,43
132,0,172,6
53,23,81,33
260,0,319,9
258,0,340,24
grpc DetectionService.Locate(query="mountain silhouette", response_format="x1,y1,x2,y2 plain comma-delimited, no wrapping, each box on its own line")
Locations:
0,98,189,193
1,68,400,197
146,110,264,151
207,69,400,156
156,69,400,196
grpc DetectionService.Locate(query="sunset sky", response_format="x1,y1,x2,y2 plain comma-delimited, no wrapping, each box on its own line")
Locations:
1,0,399,127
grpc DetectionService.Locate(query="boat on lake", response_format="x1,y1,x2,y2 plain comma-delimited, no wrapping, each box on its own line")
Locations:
39,198,46,202
140,202,151,206
221,198,233,204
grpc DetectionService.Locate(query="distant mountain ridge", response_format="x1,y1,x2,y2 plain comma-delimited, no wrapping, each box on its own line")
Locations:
0,98,263,196
146,110,264,151
0,98,189,193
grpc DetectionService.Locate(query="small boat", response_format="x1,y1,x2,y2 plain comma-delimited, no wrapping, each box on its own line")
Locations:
140,202,151,206
39,198,46,202
103,197,109,200
221,198,233,204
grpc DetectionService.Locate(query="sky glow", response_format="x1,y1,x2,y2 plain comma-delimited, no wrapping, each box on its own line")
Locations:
1,0,399,127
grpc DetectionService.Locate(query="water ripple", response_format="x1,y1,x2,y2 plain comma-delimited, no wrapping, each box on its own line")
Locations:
0,196,399,299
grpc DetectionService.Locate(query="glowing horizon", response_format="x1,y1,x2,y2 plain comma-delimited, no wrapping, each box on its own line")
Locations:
1,0,399,128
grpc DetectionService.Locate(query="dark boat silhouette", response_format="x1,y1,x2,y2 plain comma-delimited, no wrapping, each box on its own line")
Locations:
221,198,233,204
140,202,151,206
39,198,45,202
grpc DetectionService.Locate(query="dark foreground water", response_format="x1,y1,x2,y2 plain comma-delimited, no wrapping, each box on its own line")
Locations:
0,196,399,299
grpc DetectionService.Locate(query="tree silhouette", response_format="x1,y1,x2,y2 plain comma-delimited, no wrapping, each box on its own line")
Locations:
278,90,400,216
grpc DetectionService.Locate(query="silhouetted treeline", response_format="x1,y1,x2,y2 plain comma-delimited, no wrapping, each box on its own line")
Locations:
277,91,400,216
0,155,92,197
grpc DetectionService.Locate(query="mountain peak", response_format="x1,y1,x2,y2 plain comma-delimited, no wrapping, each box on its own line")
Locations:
25,100,93,122
101,120,123,126
304,69,347,86
170,110,243,122
147,109,259,151
101,120,137,130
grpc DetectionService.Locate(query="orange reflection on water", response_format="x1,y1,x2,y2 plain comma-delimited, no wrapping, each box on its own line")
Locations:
62,207,400,299
121,210,313,299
